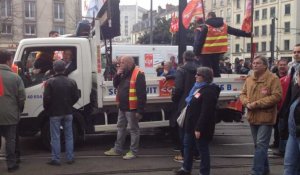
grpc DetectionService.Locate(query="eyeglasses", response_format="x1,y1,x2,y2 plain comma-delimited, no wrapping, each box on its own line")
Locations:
196,73,202,76
294,51,300,54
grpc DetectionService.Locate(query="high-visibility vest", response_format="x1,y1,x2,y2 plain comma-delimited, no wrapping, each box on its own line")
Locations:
129,67,142,110
201,23,228,54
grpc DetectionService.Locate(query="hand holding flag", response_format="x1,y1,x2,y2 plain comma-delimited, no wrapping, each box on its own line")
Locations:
182,0,204,29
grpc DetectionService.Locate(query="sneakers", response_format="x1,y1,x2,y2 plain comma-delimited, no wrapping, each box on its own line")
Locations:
66,159,75,165
47,160,61,166
7,164,19,173
174,154,184,163
104,148,121,156
173,168,191,175
123,151,136,160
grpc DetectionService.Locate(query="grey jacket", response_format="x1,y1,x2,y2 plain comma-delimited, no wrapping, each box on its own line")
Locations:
0,64,26,125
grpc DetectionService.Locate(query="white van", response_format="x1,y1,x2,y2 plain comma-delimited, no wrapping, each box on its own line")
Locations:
101,45,193,76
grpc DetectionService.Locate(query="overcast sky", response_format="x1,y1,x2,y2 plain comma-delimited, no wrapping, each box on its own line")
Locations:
119,0,179,10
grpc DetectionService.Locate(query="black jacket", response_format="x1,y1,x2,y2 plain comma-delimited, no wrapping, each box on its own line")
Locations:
193,17,252,56
184,84,221,140
278,66,300,138
43,74,80,116
172,61,199,122
113,66,147,114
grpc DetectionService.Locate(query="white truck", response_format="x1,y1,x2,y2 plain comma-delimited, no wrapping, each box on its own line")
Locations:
12,19,244,148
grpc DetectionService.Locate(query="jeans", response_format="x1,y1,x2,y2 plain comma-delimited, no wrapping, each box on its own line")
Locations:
114,110,140,155
50,114,74,162
182,132,210,175
0,125,17,169
250,125,272,175
283,134,300,175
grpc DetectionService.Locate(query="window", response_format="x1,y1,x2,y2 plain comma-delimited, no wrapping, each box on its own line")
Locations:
236,0,240,9
0,0,12,17
269,24,272,35
284,40,290,50
24,1,36,19
54,2,64,21
213,0,216,7
262,9,267,19
262,42,267,52
254,26,259,36
262,0,267,3
220,0,224,6
255,0,260,5
235,44,240,53
247,43,251,52
255,43,259,52
227,0,231,5
262,25,267,36
255,10,259,20
236,14,240,24
220,10,224,17
54,26,65,35
285,4,291,15
24,24,36,35
1,23,12,34
284,22,290,33
19,47,77,87
270,7,276,18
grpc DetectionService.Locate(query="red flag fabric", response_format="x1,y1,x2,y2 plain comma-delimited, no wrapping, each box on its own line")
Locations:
170,13,179,33
182,0,204,29
242,0,252,32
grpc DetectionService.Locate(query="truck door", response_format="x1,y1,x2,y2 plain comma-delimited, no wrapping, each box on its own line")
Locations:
17,46,83,118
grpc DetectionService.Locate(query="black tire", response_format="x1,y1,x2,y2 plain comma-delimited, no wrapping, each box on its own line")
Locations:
41,118,80,151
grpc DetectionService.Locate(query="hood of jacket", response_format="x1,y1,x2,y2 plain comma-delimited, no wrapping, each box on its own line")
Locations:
202,83,221,98
206,17,224,28
181,61,198,74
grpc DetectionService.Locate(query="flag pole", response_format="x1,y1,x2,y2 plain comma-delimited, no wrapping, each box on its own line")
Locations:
201,0,205,21
250,0,254,63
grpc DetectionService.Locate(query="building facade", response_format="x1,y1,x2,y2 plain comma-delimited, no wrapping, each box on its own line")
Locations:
205,0,300,62
113,5,147,44
0,0,82,51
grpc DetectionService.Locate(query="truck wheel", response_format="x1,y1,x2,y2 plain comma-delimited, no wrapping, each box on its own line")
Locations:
41,118,80,151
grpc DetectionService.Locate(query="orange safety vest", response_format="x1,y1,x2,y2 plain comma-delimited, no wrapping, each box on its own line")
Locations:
201,23,228,54
128,67,142,110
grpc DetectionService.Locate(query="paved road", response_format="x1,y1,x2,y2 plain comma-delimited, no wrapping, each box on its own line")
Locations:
0,120,284,175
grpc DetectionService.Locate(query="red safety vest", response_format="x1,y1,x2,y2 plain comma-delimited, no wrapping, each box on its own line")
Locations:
129,67,142,110
202,23,228,54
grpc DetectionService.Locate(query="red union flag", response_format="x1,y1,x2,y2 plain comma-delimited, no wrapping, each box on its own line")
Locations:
242,0,252,32
182,0,204,29
170,13,179,33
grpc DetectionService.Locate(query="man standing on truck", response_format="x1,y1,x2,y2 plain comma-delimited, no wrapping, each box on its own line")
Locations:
43,60,80,166
104,56,146,160
0,49,26,172
240,55,282,175
194,12,252,77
